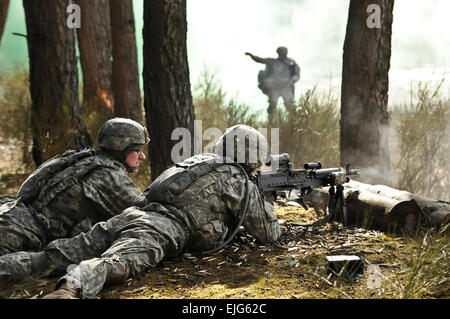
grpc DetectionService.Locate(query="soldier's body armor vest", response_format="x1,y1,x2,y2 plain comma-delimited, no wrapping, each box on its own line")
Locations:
145,153,227,208
18,148,123,211
144,153,251,254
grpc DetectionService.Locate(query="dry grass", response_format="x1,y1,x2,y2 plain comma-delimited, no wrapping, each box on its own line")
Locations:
391,79,450,201
275,86,340,167
0,66,34,173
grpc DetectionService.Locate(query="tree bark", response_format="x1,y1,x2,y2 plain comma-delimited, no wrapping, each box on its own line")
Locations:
143,0,195,180
340,0,394,186
76,0,114,111
304,181,450,233
76,0,114,142
110,0,143,123
23,0,92,165
0,0,9,46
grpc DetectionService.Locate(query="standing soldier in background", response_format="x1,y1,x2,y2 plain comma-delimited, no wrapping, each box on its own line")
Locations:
245,47,300,122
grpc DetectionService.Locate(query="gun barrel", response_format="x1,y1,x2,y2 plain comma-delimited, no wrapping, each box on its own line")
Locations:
347,169,359,176
314,167,341,178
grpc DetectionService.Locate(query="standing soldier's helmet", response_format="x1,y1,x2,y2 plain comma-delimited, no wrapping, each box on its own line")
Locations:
97,117,150,171
276,46,288,56
213,124,269,173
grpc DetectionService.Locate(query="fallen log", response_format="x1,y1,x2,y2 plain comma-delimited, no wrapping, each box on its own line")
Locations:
303,181,450,233
344,180,450,228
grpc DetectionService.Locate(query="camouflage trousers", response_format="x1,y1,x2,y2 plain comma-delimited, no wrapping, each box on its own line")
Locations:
0,198,45,256
267,86,295,121
42,205,188,298
0,197,94,256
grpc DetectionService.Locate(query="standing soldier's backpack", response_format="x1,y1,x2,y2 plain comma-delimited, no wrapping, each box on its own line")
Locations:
258,68,271,95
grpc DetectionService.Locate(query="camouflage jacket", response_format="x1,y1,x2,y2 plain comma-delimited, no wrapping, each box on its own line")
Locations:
17,149,147,238
252,55,300,90
144,156,281,252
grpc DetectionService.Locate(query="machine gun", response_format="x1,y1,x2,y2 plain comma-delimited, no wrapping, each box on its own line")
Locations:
254,153,359,227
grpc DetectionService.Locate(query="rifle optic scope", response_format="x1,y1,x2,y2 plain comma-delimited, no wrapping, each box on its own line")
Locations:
265,153,290,168
304,162,322,169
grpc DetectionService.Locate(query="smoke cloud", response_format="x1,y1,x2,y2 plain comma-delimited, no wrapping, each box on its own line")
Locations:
0,0,449,110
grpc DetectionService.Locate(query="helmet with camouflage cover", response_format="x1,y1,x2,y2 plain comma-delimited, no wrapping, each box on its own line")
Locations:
97,118,150,170
98,118,149,151
213,124,268,173
276,46,288,56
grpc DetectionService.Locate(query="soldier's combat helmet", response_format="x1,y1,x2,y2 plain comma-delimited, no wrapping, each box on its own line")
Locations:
97,117,150,172
213,124,268,173
276,46,288,56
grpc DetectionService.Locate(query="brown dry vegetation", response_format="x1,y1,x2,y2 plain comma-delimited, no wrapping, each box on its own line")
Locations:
0,205,448,299
0,69,449,299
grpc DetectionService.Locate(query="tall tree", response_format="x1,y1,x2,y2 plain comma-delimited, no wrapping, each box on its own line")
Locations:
110,0,143,123
340,0,394,185
143,0,195,180
23,0,92,165
0,0,9,46
76,0,114,138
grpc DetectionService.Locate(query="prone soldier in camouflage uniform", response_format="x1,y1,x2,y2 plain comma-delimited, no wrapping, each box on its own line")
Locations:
0,118,150,258
0,125,281,298
245,47,300,122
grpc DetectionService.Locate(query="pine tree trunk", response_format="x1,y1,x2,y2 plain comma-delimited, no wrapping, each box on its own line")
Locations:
0,0,9,46
110,0,143,123
340,0,394,185
143,0,195,180
23,0,92,165
76,0,114,135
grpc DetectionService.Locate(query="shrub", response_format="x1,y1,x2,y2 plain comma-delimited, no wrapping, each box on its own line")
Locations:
193,70,263,152
0,65,34,173
391,79,450,201
275,87,340,168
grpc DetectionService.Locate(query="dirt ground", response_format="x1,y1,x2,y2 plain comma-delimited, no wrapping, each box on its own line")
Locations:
0,203,448,300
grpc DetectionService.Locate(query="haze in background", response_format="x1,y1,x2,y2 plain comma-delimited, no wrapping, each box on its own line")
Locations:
1,0,449,112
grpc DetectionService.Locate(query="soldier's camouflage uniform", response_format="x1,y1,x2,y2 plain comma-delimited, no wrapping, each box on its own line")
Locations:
0,149,147,256
0,158,280,298
251,53,300,119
